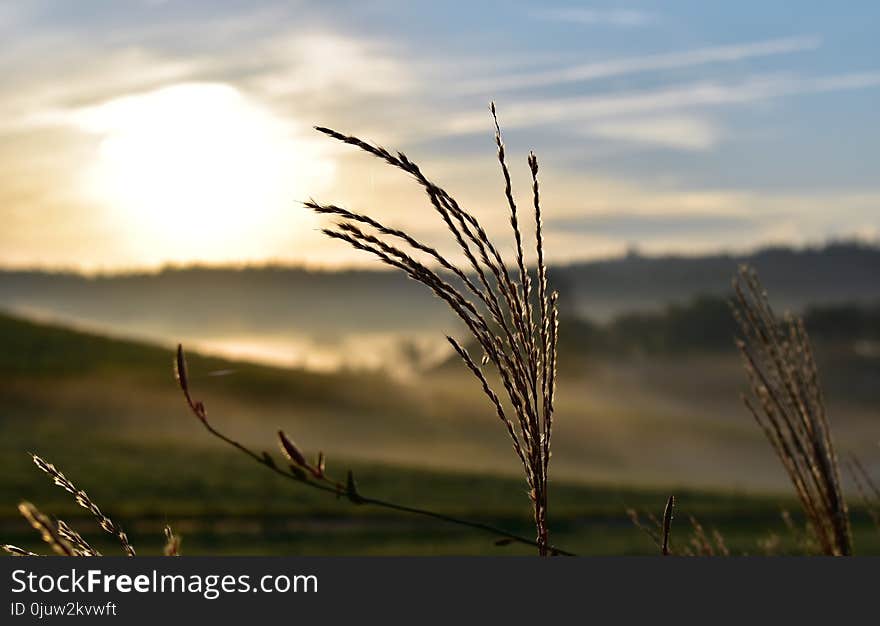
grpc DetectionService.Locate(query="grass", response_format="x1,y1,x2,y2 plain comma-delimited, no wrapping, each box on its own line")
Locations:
0,317,880,554
298,112,876,555
1,103,877,556
1,310,878,555
734,267,852,554
8,439,878,556
308,108,560,552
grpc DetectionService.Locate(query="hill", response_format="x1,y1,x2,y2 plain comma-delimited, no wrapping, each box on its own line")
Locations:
1,242,877,334
1,311,878,555
2,241,877,372
553,241,880,319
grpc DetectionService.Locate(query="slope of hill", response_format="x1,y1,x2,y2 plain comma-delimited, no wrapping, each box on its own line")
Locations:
2,309,878,488
2,311,879,554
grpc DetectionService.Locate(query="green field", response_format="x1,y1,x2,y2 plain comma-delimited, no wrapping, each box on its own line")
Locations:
1,312,878,555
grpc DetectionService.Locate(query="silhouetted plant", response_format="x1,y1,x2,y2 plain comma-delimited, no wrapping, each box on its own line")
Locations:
1,454,166,557
732,266,852,555
628,496,731,556
306,103,558,554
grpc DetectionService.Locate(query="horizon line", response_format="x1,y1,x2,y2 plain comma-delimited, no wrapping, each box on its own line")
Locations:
1,237,876,278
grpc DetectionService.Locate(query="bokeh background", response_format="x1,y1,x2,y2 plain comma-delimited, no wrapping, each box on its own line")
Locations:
1,1,878,554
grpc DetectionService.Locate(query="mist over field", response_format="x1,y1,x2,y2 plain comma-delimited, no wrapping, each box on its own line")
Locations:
2,244,879,554
2,243,877,483
2,1,879,556
3,242,878,371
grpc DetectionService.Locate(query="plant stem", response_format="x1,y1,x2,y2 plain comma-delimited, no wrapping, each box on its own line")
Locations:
192,400,575,556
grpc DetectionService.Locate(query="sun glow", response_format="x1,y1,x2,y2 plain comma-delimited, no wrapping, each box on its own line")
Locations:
76,83,333,263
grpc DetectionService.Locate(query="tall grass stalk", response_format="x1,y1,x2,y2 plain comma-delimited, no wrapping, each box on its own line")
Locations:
3,455,179,557
307,103,558,554
31,454,136,556
732,266,851,555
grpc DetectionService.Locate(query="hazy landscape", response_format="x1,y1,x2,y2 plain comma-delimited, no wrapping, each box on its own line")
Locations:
4,242,878,371
2,243,878,554
2,2,879,558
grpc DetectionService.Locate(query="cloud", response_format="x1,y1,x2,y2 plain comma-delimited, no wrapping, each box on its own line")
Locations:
0,47,203,134
548,212,754,237
458,36,821,94
533,8,656,27
445,71,880,135
0,3,25,30
0,24,417,146
582,116,720,150
534,187,880,262
249,32,415,99
0,3,877,270
308,142,880,265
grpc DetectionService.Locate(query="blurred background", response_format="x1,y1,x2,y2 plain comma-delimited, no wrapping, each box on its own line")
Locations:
1,1,878,555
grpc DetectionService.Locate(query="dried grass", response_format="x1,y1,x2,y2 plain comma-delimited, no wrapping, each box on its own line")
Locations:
732,266,851,555
628,497,730,556
163,525,181,557
16,502,75,556
58,519,100,556
1,544,40,557
31,454,136,556
3,455,182,556
307,103,558,554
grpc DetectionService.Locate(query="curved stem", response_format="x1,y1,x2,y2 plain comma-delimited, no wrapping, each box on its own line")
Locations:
175,344,574,555
196,415,575,556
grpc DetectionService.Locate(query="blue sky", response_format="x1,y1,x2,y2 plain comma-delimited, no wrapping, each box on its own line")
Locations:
1,1,878,270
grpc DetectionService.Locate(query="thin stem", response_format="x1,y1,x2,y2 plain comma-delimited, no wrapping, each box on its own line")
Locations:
176,345,575,556
661,495,675,556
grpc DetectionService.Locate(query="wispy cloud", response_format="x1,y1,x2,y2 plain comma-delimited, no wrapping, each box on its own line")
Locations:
0,47,203,134
548,213,755,238
0,1,877,269
582,116,721,151
446,71,880,135
533,8,657,27
526,181,880,263
458,36,822,94
248,32,415,99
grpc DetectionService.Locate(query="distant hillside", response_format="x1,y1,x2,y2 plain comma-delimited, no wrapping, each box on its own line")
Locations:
562,297,880,357
0,242,877,370
553,241,880,319
3,243,877,327
0,310,412,414
0,266,451,336
433,297,880,408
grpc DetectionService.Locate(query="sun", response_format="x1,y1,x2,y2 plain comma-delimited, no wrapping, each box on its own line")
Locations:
76,83,333,263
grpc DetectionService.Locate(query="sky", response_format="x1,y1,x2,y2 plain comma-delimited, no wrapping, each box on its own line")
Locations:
1,0,879,271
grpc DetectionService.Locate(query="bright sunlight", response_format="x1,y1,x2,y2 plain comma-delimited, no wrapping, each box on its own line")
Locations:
75,83,333,264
